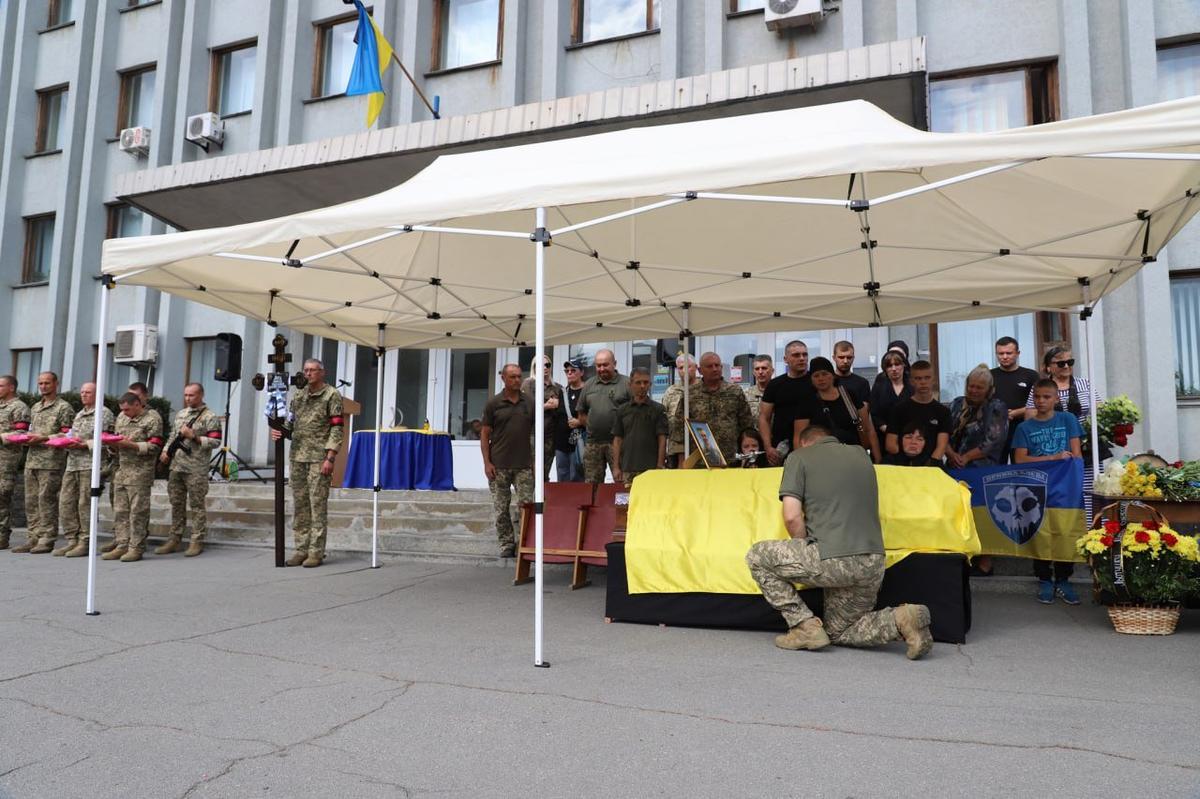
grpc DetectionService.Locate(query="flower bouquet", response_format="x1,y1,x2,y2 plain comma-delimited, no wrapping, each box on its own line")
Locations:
1096,395,1141,449
1077,502,1200,634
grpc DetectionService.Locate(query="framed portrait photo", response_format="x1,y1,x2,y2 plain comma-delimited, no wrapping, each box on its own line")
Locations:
686,420,727,469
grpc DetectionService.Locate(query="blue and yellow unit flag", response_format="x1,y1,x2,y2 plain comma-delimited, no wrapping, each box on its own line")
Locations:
344,0,394,127
948,459,1085,562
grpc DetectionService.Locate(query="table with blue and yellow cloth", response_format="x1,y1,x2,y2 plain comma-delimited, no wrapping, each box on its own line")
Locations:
342,429,455,491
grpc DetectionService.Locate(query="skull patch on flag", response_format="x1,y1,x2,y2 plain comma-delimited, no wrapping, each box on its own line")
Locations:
983,469,1048,544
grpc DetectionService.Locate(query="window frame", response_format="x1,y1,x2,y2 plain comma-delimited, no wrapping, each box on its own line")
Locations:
209,39,258,118
46,0,74,28
728,0,765,14
105,202,145,240
34,84,69,154
1171,268,1200,398
570,0,658,46
311,10,361,99
116,63,157,136
430,0,505,73
12,349,44,393
22,213,56,285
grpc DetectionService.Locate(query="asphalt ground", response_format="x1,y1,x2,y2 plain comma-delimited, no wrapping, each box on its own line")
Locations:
1,546,1198,798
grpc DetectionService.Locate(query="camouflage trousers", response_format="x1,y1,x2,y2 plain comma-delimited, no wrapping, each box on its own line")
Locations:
745,538,898,647
168,471,209,543
291,461,331,557
24,468,63,546
0,468,17,542
489,467,533,550
582,440,616,484
60,471,95,546
113,482,153,553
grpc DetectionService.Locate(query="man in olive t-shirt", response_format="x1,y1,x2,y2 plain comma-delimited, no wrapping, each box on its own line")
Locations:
611,368,668,487
481,364,535,558
576,349,631,483
744,425,933,659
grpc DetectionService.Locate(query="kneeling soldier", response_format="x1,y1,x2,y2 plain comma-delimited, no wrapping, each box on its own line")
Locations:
103,393,163,562
58,383,114,557
158,383,221,557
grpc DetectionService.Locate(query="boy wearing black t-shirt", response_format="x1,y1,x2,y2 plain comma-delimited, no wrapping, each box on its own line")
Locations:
885,361,950,465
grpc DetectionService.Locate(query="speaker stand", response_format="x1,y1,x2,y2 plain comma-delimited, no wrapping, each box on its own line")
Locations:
210,380,268,483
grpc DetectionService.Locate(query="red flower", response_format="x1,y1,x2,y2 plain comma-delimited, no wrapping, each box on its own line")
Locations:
1173,461,1184,468
1162,533,1178,547
1134,531,1151,544
1104,520,1121,534
1115,435,1128,447
1099,535,1114,548
1143,519,1160,531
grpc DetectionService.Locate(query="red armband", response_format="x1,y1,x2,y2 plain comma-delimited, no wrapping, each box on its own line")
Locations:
60,426,72,433
12,422,28,430
148,436,164,446
205,430,222,438
329,416,344,427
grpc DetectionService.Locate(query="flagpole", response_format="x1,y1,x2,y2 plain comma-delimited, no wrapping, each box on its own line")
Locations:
389,51,439,119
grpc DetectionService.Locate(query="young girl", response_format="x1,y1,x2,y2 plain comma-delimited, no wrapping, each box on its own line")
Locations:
738,430,768,468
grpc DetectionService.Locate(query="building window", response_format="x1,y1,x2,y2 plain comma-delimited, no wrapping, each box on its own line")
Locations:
97,344,137,399
211,42,257,117
107,204,146,239
448,349,495,439
1158,40,1200,102
12,350,43,393
393,350,430,428
22,215,55,284
47,0,73,27
117,65,157,133
185,337,224,410
433,0,503,70
1173,273,1200,397
729,0,765,11
313,14,358,97
35,85,68,152
572,0,659,44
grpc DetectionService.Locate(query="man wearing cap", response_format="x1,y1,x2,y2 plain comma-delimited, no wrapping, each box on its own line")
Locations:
521,355,566,480
577,349,631,483
559,360,586,481
0,375,30,550
17,372,74,554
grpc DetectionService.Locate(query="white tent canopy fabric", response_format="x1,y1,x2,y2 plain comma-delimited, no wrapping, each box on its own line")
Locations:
104,97,1200,348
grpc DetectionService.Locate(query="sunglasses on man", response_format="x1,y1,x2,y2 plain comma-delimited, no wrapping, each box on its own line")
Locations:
1053,358,1075,367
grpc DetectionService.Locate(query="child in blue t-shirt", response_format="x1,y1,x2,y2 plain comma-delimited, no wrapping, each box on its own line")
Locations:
1012,378,1083,605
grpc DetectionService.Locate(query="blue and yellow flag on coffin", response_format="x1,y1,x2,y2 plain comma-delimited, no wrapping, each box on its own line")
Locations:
948,459,1086,562
345,0,394,127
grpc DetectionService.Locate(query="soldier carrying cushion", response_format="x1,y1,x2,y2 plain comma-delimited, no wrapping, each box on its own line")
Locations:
17,372,74,554
58,382,114,558
158,382,222,557
0,374,30,551
270,358,344,568
103,392,164,562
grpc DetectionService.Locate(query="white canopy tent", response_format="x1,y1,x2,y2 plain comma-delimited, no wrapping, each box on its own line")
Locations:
95,97,1200,664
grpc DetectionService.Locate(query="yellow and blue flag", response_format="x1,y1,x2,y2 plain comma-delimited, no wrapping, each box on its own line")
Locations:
345,0,394,127
948,459,1086,561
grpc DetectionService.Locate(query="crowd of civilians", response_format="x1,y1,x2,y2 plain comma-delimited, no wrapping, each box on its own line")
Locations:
477,337,1096,603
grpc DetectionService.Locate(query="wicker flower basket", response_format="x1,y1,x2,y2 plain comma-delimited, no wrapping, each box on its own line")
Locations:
1106,604,1182,635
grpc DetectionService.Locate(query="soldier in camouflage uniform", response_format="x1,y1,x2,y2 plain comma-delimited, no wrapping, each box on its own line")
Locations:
670,353,754,464
100,381,162,554
0,375,30,550
662,355,696,468
481,364,535,557
18,372,74,554
103,393,164,562
158,383,221,557
271,359,344,568
742,355,774,421
745,425,933,659
58,383,114,558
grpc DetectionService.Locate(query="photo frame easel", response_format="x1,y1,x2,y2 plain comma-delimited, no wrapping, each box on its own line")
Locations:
684,420,727,469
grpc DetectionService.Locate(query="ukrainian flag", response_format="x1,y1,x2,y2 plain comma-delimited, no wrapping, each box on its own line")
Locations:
345,0,394,127
948,459,1086,562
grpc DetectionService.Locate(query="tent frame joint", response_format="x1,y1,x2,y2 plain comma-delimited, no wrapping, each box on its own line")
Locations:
531,227,551,245
850,198,870,212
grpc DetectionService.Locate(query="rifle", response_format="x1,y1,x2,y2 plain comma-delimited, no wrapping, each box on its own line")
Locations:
165,409,204,461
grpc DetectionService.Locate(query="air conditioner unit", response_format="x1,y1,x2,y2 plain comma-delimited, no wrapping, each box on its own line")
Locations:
185,112,224,151
765,0,826,31
113,324,158,364
118,126,151,156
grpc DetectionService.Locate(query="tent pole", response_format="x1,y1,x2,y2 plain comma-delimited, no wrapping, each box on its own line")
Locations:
86,278,113,616
534,207,548,668
1081,282,1101,484
371,324,385,570
682,304,690,462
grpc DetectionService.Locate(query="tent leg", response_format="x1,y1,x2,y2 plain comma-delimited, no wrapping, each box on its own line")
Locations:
682,305,690,463
371,325,385,570
534,207,549,668
1081,284,1101,487
86,278,114,616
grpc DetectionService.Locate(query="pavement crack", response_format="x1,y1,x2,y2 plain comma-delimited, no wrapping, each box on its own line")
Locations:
332,767,413,797
0,758,41,779
954,644,975,672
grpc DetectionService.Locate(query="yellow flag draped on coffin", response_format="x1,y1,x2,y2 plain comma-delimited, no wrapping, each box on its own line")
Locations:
625,466,980,594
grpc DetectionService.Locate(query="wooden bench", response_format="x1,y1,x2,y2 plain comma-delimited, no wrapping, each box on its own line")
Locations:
514,482,623,589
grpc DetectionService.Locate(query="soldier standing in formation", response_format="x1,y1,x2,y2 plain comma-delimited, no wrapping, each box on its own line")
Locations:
103,392,164,562
158,382,222,557
0,375,30,550
480,363,534,558
270,358,344,568
18,372,74,554
58,383,114,558
662,354,696,468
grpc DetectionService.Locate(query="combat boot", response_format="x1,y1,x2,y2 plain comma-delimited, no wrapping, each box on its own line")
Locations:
302,553,323,568
65,541,89,558
10,540,35,553
101,545,127,561
774,618,831,651
285,551,307,567
119,549,143,563
30,539,55,554
894,604,933,660
0,533,9,550
154,536,182,555
184,541,204,557
100,540,117,553
53,539,76,556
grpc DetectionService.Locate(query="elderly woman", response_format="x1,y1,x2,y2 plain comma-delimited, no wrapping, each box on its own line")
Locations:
946,364,1009,469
